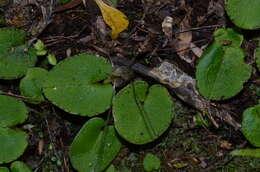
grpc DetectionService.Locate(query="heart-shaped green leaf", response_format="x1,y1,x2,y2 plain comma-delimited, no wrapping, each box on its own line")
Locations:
226,0,260,30
43,54,113,116
0,95,28,127
241,102,260,147
0,28,37,79
69,118,121,172
113,81,174,144
196,42,251,100
0,128,28,164
20,68,48,104
10,161,32,172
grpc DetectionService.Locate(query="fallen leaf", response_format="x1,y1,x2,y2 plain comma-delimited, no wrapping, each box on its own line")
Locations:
190,42,203,57
175,12,193,63
94,0,129,39
162,16,173,41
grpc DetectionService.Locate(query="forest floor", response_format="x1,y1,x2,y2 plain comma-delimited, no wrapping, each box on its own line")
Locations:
1,0,260,171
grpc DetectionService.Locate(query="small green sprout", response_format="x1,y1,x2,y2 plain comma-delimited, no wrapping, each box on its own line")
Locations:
143,153,161,171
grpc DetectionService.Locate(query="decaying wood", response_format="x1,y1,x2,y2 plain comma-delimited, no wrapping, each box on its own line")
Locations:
112,56,241,130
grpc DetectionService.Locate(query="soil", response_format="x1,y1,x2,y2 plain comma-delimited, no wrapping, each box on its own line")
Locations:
1,0,260,171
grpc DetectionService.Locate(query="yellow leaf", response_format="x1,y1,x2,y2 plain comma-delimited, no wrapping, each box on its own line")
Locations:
94,0,129,39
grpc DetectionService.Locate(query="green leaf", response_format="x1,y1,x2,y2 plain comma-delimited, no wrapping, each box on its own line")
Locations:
0,95,28,127
36,50,47,56
10,161,32,172
33,40,45,51
193,112,209,127
173,163,188,168
20,68,48,104
69,118,121,172
0,28,26,55
0,28,37,79
113,81,174,144
0,167,10,172
143,153,161,171
231,149,260,157
241,103,260,147
196,42,251,100
0,128,28,164
47,53,57,65
43,53,113,116
213,28,243,47
225,0,260,29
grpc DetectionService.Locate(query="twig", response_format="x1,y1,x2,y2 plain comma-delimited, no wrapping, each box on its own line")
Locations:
175,24,222,34
0,90,47,103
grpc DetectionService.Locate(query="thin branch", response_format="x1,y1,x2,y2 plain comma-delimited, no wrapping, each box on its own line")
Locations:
175,24,222,34
0,90,47,103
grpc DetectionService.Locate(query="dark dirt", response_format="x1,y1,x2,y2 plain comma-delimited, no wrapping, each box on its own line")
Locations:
1,0,260,171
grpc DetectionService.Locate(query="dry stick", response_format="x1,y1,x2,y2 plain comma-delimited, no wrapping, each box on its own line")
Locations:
112,56,241,130
175,24,222,34
0,90,47,103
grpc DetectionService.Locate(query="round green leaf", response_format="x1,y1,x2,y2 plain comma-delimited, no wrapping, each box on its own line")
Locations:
0,128,28,164
143,153,161,171
225,0,260,29
10,161,32,172
241,103,260,147
0,95,28,127
213,28,243,47
20,68,48,104
196,42,251,100
43,54,113,116
0,28,37,79
69,118,121,172
113,81,174,144
0,167,10,172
